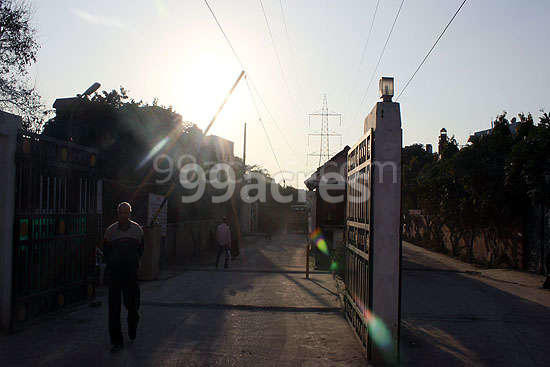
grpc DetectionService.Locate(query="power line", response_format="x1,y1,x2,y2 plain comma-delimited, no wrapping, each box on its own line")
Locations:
278,0,307,114
279,0,292,48
353,0,406,124
203,0,290,176
203,0,244,68
357,0,381,78
258,0,297,114
247,77,300,157
345,0,381,108
397,0,468,101
203,0,296,153
244,77,283,174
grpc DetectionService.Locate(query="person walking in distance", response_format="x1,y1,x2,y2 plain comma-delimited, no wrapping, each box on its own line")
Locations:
102,202,144,352
216,217,231,269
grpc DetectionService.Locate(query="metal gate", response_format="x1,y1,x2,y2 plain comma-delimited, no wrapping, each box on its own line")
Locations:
344,90,402,363
344,128,373,352
12,132,101,328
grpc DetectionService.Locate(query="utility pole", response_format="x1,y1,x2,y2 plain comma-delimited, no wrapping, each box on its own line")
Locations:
307,94,342,169
149,70,246,225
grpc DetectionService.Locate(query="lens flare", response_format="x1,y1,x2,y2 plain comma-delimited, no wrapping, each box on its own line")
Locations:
317,239,329,255
137,136,170,169
330,261,339,271
309,228,330,256
309,228,322,241
365,310,393,352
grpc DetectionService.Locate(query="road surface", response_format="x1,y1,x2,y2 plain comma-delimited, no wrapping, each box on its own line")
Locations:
1,235,548,366
401,241,550,366
0,234,364,367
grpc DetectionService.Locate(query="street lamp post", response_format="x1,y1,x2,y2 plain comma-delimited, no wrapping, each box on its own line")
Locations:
67,82,101,141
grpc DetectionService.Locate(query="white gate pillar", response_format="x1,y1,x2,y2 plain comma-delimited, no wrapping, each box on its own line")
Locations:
365,93,402,363
0,111,21,333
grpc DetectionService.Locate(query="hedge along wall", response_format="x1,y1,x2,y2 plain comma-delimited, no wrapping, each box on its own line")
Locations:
524,204,550,273
403,213,524,269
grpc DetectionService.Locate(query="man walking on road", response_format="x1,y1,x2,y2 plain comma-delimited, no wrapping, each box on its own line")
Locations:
216,217,231,269
102,202,144,352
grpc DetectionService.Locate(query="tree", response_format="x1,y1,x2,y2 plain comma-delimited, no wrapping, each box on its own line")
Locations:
43,87,201,181
0,0,43,130
507,112,550,204
402,144,434,212
438,133,459,160
405,111,550,267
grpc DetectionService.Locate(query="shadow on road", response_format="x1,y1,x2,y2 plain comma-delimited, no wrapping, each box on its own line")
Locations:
400,254,550,366
0,233,363,367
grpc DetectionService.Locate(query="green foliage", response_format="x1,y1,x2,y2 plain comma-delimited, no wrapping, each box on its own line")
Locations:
507,111,550,204
403,111,550,265
43,87,202,181
0,0,44,130
402,144,435,211
438,133,459,160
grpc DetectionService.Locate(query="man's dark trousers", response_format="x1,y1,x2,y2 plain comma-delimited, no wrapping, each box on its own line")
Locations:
216,246,230,268
108,273,140,345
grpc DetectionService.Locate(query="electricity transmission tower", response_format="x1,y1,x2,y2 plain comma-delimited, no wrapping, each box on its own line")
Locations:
307,94,342,171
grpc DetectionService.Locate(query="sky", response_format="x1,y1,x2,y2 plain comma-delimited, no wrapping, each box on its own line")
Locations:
31,0,550,188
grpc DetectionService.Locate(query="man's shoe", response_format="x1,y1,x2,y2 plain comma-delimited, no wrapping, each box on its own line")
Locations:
110,344,123,353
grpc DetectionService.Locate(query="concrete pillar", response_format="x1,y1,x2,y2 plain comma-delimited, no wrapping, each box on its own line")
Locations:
364,101,402,363
0,111,21,332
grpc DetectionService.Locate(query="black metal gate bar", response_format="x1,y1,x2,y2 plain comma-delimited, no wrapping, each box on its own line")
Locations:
12,132,100,328
344,128,373,354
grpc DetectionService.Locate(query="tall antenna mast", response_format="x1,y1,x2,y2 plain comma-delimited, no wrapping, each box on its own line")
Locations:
307,94,342,169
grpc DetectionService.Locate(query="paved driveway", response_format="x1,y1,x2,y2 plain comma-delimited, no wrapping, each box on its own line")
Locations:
401,242,550,366
0,234,364,367
3,235,547,366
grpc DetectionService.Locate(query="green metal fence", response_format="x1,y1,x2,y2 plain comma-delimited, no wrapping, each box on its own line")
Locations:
12,132,101,328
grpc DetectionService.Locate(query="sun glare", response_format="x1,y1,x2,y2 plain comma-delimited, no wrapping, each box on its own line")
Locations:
172,55,250,143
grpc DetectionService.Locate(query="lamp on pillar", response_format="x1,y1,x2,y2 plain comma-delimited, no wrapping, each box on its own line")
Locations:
359,75,402,363
438,128,448,158
379,77,394,102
